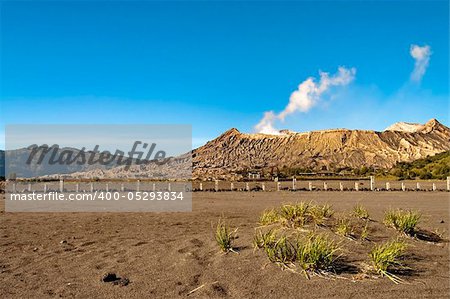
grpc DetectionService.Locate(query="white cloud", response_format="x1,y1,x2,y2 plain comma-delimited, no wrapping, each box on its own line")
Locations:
255,67,356,134
254,111,280,135
410,44,431,82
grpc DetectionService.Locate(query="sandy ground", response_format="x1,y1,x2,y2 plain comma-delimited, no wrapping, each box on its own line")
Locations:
1,191,449,298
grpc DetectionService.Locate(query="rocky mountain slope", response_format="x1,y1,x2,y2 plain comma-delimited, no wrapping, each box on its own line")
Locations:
192,119,450,179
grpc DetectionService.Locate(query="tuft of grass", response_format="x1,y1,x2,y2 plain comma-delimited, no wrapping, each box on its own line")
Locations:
259,209,280,226
253,229,277,249
310,204,334,226
370,239,407,284
335,217,354,239
384,209,421,236
296,234,339,278
263,235,296,268
215,218,237,253
353,204,370,220
279,202,311,228
360,221,369,241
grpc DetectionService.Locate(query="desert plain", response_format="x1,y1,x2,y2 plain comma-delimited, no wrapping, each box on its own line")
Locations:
0,191,449,298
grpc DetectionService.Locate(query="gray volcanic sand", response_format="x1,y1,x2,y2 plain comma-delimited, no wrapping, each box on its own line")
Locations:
0,192,449,298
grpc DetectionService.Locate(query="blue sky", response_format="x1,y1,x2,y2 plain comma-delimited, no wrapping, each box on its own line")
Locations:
1,1,448,149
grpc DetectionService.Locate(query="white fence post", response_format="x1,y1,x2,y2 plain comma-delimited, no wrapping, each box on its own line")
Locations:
246,182,250,191
121,183,125,192
136,180,140,192
277,182,281,191
261,182,265,191
90,182,94,192
28,183,32,192
76,183,79,192
323,182,328,191
370,176,375,191
339,182,344,191
59,179,64,192
168,183,171,192
214,180,219,192
386,182,390,191
106,183,109,192
432,183,436,191
308,182,312,191
292,177,296,191
44,183,47,193
230,182,234,191
401,182,405,192
355,182,359,191
447,177,450,191
416,182,420,191
199,182,203,191
12,182,17,193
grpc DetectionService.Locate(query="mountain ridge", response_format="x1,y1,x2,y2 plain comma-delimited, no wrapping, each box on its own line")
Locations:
192,119,450,179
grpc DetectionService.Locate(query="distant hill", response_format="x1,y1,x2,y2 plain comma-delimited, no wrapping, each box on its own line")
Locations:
389,151,450,180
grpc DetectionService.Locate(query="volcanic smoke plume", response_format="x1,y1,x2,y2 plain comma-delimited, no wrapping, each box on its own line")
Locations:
410,44,431,82
255,67,356,134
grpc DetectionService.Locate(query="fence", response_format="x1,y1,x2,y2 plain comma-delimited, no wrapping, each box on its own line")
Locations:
6,176,450,192
6,180,192,193
191,176,450,192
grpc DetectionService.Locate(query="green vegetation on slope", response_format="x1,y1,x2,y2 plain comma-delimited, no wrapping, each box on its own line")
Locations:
388,151,450,180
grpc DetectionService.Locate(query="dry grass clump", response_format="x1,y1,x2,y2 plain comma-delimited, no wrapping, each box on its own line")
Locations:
360,221,370,241
259,209,280,226
279,202,311,228
352,204,370,220
384,209,421,236
251,203,423,283
277,202,334,228
296,234,340,278
215,218,238,253
310,204,334,226
335,217,354,239
370,239,408,284
253,229,277,249
254,229,340,277
263,236,297,268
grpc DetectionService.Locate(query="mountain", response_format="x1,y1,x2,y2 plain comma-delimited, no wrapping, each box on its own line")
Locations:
3,146,126,178
192,119,450,179
2,145,190,179
1,145,191,180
